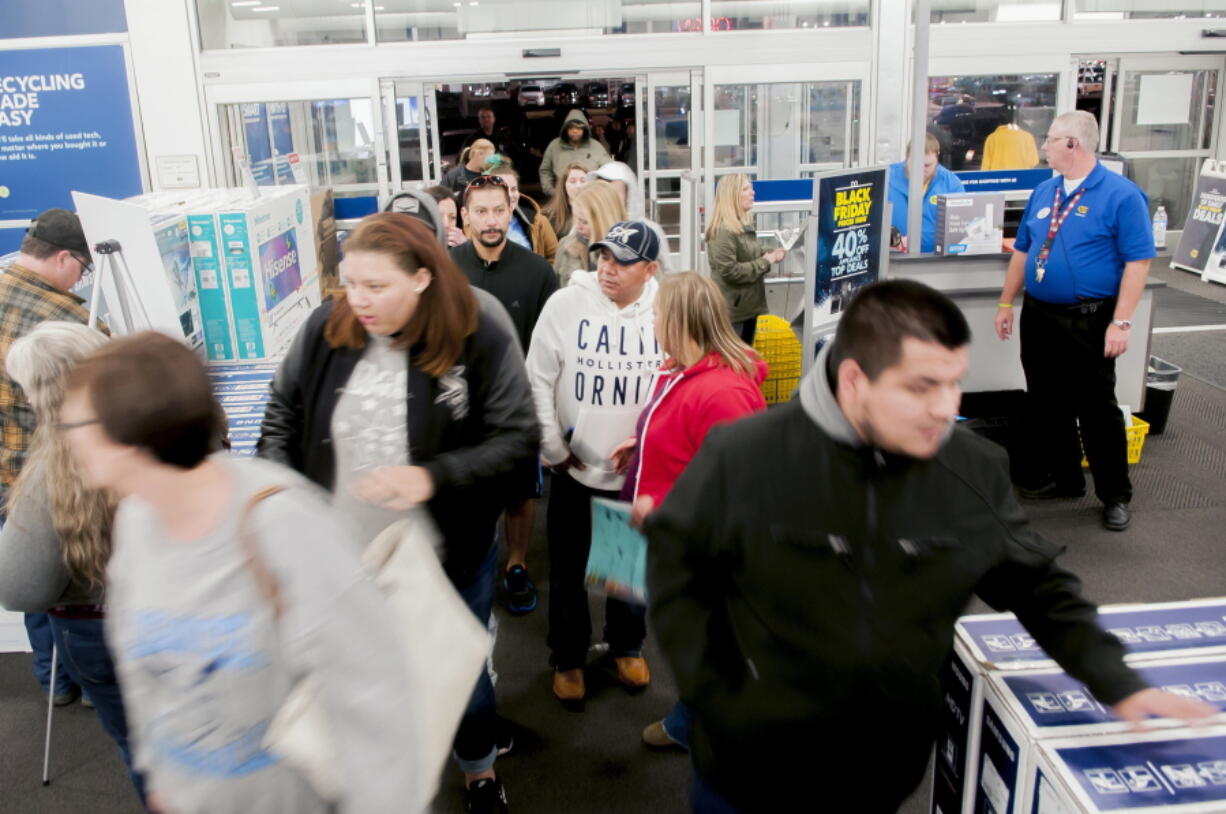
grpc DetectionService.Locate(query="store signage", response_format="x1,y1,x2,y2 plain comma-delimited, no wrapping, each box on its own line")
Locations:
1172,159,1226,276
813,166,888,319
0,45,141,219
955,168,1054,193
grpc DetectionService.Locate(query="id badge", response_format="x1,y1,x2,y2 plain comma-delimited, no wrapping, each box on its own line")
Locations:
1035,261,1046,283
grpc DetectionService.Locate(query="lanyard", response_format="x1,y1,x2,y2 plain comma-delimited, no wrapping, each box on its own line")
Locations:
1035,185,1086,272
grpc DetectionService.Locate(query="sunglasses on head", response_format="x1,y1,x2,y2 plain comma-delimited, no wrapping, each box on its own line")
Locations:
464,174,510,202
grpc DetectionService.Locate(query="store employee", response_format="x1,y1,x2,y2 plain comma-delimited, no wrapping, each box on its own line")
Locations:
888,133,965,253
994,111,1154,534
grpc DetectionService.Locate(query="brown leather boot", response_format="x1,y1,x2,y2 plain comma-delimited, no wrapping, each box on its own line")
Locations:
552,668,585,705
615,656,651,691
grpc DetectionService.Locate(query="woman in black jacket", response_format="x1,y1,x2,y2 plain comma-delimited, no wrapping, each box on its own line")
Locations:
257,212,538,814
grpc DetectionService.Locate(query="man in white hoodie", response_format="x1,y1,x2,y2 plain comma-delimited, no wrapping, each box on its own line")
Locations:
526,220,664,706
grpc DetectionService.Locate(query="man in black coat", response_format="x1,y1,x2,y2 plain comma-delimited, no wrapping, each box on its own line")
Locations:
643,280,1211,814
452,177,558,617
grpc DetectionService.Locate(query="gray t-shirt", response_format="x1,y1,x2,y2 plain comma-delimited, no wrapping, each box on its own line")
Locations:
331,335,412,547
105,456,418,814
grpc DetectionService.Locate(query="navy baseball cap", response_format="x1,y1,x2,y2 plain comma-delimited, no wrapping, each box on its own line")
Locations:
590,220,660,265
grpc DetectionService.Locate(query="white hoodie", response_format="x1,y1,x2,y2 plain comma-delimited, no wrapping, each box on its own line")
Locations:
526,270,663,491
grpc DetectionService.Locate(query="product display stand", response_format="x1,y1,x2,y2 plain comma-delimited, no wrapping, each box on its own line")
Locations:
88,239,152,331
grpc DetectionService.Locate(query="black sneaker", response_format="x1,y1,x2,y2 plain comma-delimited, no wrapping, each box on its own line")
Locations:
503,566,537,616
465,778,509,814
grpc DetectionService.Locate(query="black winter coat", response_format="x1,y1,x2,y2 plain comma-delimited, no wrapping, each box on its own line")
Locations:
645,400,1145,813
257,300,539,583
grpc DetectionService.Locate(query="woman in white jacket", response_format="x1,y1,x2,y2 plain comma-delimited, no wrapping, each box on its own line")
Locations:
525,220,664,707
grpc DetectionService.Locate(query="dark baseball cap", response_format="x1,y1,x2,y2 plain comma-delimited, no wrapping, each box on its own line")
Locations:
590,220,660,265
27,209,92,265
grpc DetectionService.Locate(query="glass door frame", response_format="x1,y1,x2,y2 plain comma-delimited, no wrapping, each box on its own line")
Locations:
642,69,704,267
703,62,872,213
1108,54,1223,162
204,77,388,197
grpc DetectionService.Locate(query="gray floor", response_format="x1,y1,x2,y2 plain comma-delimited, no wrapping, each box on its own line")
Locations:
3,281,1226,814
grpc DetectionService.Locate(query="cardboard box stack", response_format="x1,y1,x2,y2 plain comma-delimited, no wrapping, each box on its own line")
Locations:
933,599,1226,814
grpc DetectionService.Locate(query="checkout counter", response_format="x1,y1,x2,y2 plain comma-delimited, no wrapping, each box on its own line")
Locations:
745,174,1161,410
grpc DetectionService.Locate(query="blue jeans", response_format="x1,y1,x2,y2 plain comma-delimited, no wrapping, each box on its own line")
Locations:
47,615,146,805
663,700,692,750
693,773,744,814
25,613,77,695
452,540,498,775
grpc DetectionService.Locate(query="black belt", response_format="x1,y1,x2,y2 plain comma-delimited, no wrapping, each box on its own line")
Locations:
1025,294,1113,315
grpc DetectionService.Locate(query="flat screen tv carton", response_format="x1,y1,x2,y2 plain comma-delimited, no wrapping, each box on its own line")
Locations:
935,192,1005,256
933,599,1226,814
208,362,277,457
975,656,1226,813
1029,727,1226,813
215,185,320,361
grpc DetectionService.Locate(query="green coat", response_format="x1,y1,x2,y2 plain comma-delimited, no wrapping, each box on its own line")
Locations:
707,225,770,323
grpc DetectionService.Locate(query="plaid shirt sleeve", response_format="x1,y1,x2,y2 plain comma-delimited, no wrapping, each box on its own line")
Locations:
0,267,93,505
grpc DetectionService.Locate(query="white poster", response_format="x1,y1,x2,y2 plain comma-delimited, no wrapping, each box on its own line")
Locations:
1136,73,1193,126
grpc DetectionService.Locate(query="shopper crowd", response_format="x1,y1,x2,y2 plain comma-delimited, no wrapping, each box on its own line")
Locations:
0,117,1214,814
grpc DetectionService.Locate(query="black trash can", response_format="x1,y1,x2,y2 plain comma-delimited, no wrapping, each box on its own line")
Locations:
1138,356,1181,435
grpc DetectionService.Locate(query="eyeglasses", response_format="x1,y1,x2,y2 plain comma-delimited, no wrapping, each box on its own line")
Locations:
54,418,100,433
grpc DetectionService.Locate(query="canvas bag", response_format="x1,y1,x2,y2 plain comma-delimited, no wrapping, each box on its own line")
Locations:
239,487,490,811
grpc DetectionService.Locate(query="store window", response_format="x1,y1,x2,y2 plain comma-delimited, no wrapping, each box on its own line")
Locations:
197,0,367,50
927,74,1058,171
803,81,861,171
374,0,702,42
713,0,869,29
654,85,692,171
1074,0,1226,19
219,99,378,187
931,0,1061,23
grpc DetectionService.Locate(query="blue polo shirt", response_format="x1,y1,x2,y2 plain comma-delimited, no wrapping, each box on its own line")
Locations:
1013,162,1155,304
888,162,965,253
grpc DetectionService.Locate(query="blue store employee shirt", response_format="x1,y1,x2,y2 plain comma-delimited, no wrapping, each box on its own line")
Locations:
1013,162,1155,304
888,162,966,253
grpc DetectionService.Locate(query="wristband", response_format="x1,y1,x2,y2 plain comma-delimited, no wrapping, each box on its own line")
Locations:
997,303,1013,308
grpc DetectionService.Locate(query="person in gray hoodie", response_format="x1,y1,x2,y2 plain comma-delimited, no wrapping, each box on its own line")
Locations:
644,280,1212,814
59,332,419,814
539,110,611,198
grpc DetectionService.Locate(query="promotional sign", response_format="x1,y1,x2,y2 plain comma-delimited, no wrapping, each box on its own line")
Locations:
0,46,142,219
1171,160,1226,276
955,169,1054,195
813,166,889,320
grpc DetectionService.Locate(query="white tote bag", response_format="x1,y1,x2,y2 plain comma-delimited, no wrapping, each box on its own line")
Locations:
242,493,490,812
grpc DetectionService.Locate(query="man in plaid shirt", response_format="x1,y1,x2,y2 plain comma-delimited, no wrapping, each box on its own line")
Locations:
1,208,96,705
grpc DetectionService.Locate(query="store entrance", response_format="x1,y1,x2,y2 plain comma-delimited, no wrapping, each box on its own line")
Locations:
384,70,701,259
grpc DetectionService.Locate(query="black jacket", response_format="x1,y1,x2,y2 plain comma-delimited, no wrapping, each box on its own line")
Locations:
451,240,558,352
644,351,1145,813
257,300,539,583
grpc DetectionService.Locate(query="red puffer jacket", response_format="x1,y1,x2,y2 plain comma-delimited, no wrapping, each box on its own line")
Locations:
629,351,768,507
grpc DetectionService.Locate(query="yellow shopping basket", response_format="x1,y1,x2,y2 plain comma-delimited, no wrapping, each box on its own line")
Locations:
1081,417,1149,467
752,315,802,405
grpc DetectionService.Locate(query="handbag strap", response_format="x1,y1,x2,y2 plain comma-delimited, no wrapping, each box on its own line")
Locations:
237,485,288,621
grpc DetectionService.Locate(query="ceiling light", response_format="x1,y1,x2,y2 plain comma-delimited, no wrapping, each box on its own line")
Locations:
252,5,280,11
231,0,261,5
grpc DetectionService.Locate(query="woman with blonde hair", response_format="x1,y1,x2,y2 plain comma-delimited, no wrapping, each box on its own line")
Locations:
705,173,787,346
442,138,496,193
541,161,592,239
553,179,626,286
0,321,145,802
608,271,768,753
